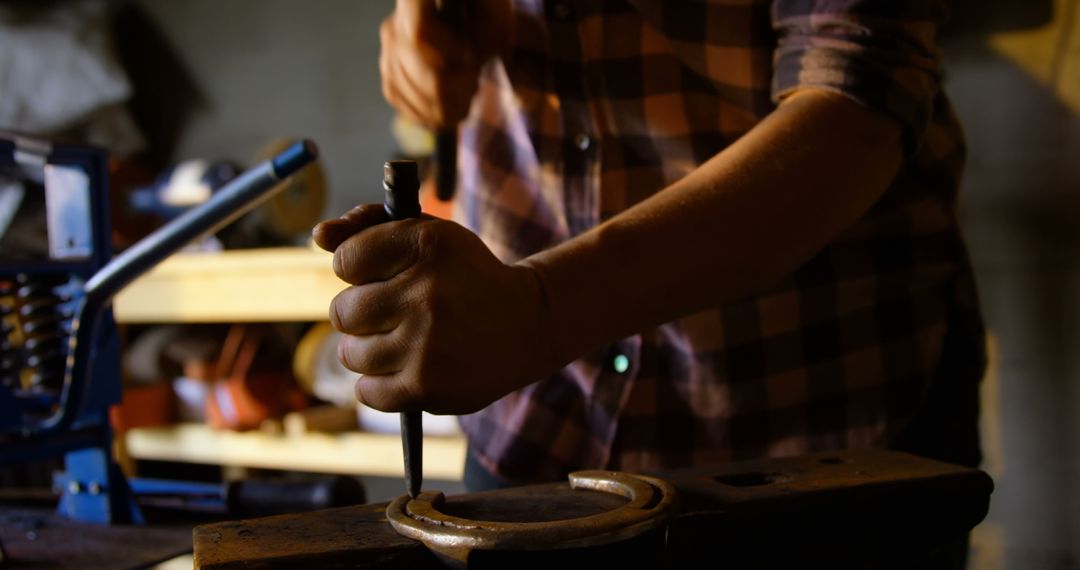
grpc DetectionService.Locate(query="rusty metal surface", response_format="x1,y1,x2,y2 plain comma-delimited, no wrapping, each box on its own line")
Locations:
385,471,676,565
193,449,994,569
662,450,994,567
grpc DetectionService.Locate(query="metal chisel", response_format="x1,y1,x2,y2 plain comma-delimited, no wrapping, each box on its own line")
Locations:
382,160,423,498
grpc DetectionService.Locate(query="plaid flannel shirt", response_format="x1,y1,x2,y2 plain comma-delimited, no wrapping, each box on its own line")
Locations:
455,0,985,484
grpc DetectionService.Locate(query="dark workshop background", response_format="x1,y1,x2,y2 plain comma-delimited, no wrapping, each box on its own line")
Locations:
14,0,1080,567
117,1,400,215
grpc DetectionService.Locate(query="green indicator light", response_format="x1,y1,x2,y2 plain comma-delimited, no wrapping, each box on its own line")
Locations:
613,354,630,374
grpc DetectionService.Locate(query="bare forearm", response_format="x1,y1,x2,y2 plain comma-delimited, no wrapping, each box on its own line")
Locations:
314,89,906,414
519,89,904,370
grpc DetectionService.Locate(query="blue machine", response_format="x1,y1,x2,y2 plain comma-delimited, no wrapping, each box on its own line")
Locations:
0,133,319,523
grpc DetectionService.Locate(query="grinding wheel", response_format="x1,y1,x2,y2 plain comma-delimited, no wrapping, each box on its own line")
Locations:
252,137,328,239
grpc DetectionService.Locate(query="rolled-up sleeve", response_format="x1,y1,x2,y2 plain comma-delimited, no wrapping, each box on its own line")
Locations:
772,1,947,153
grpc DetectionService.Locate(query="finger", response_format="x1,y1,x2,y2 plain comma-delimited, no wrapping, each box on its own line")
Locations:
389,52,442,126
337,332,409,377
385,89,427,128
380,48,422,126
355,371,419,412
381,16,437,126
396,47,442,124
332,218,425,285
312,204,389,252
329,281,404,336
382,67,428,126
379,17,434,126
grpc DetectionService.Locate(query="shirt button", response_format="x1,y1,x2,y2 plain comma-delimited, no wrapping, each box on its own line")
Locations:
612,353,630,374
552,2,572,20
574,133,592,151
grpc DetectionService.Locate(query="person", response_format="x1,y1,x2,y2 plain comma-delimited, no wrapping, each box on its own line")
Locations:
313,0,986,493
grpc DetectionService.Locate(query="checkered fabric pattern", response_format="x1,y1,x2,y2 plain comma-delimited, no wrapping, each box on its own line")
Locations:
455,0,985,484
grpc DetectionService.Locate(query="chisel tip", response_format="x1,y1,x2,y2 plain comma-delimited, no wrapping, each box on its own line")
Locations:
401,411,423,498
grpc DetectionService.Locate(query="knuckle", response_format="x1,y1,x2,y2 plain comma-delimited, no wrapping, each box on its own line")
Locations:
393,332,422,368
412,220,442,255
403,368,431,405
420,280,448,322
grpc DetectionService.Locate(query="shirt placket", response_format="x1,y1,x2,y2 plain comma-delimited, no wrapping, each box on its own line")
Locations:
544,0,645,470
545,0,597,237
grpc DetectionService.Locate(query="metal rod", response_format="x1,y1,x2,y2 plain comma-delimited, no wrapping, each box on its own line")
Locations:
85,140,318,307
433,131,457,202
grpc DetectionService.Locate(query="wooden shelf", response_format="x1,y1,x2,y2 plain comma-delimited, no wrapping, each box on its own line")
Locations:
124,423,467,481
112,246,343,323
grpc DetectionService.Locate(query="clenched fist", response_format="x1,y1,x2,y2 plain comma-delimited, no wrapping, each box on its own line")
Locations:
380,0,513,128
313,204,550,415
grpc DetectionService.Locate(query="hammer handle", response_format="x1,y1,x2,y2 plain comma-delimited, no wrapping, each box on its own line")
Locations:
432,0,466,203
433,131,457,202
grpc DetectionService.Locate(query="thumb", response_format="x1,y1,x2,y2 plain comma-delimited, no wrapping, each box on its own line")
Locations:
311,204,389,252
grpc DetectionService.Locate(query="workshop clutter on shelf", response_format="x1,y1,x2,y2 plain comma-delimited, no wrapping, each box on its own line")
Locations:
118,321,463,436
293,322,462,437
203,324,309,431
120,323,308,432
